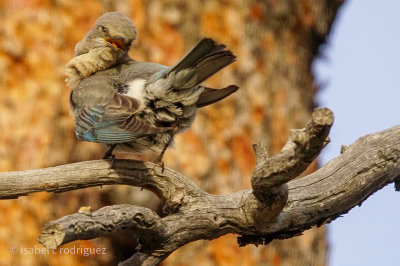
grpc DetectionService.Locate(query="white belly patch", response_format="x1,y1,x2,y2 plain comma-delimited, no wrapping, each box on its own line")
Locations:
125,78,147,109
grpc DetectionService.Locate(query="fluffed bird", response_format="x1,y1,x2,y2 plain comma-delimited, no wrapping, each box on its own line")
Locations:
67,12,239,162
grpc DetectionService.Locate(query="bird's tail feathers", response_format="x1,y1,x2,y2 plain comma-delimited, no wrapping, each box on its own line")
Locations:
196,85,239,108
168,38,236,89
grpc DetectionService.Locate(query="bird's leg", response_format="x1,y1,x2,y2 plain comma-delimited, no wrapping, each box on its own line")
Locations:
154,125,179,170
103,144,117,167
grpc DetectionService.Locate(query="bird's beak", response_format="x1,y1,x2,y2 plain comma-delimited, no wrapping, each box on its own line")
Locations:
105,37,126,50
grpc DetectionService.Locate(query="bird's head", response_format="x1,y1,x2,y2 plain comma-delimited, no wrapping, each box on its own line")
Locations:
74,12,137,59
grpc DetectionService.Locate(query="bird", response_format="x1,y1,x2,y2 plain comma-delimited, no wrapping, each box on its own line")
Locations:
66,12,239,163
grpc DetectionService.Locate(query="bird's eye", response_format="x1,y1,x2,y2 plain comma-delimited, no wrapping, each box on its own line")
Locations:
98,25,108,33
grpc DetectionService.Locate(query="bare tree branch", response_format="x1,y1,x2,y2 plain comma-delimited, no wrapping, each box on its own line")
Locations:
1,108,400,265
251,108,333,204
0,159,200,214
38,205,165,249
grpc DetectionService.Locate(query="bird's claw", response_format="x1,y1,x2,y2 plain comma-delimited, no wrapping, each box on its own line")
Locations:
103,144,117,168
154,154,165,173
103,154,116,168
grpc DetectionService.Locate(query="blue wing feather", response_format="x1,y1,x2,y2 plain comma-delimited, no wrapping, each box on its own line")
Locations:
74,93,171,144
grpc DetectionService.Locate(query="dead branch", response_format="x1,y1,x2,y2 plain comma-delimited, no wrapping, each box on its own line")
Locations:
1,108,400,265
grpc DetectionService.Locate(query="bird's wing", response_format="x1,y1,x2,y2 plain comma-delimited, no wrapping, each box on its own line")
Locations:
75,93,171,144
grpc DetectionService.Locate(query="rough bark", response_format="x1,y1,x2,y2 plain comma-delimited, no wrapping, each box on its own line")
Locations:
1,108,399,265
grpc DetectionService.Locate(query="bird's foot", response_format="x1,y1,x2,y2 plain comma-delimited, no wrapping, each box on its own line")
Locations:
154,153,166,173
153,124,179,172
103,144,116,168
103,154,116,168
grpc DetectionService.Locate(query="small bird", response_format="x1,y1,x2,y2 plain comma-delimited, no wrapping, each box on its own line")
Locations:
67,12,238,163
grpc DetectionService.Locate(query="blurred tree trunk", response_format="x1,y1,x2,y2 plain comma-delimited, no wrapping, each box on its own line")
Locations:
0,0,343,265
